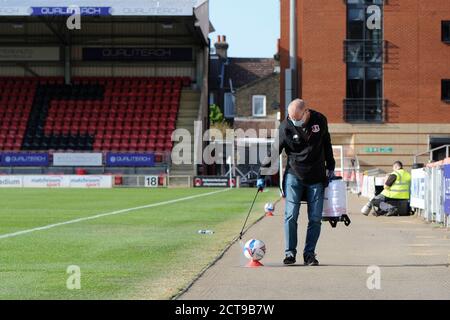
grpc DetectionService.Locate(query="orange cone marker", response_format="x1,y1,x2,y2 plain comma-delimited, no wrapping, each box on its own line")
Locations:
246,259,264,268
264,202,275,217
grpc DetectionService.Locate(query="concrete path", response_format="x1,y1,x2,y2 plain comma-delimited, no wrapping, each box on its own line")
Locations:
179,193,450,300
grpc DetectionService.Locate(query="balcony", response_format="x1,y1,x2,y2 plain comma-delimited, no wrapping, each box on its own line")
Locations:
344,40,387,64
344,98,387,123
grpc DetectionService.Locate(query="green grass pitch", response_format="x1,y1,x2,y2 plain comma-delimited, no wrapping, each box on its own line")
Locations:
0,187,278,299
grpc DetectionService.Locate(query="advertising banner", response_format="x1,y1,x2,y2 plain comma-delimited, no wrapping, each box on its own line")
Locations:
106,153,155,167
83,47,193,62
193,176,235,188
23,175,67,188
22,175,112,188
410,168,426,210
0,153,49,166
30,7,111,16
0,47,59,61
53,153,102,166
444,165,450,215
0,0,195,16
67,175,113,188
0,176,23,187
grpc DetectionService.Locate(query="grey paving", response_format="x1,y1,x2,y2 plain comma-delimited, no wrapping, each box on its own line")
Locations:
179,193,450,300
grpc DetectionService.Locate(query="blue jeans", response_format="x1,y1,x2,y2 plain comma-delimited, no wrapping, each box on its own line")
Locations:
284,173,324,257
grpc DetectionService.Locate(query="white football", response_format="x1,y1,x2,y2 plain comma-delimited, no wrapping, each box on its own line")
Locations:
264,202,275,212
243,239,266,261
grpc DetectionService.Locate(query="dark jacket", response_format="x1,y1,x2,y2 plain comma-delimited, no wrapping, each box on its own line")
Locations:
261,109,335,186
385,174,397,187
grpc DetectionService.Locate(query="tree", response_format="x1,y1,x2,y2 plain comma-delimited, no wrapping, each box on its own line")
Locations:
209,104,223,124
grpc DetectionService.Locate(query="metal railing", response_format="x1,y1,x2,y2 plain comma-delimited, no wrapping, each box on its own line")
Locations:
343,40,387,64
413,145,450,164
343,98,386,123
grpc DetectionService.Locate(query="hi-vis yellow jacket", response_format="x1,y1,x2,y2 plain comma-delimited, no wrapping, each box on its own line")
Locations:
381,169,411,200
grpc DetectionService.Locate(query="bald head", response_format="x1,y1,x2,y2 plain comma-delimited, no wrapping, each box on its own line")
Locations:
288,99,306,120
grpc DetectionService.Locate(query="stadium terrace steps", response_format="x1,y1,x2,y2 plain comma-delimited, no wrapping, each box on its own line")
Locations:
170,89,200,179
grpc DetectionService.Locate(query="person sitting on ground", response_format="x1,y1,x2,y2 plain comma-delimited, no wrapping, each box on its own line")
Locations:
361,161,411,217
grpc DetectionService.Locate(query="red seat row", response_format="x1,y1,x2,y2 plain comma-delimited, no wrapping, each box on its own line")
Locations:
0,114,29,121
0,76,64,85
0,77,36,151
73,76,191,86
93,142,173,152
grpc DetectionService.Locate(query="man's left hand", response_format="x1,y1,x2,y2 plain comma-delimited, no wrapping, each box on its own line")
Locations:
256,178,265,192
327,170,335,180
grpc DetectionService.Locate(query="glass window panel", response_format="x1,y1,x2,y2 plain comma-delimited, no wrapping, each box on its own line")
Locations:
367,67,382,80
348,21,364,39
365,80,382,98
252,95,266,117
347,0,364,4
347,79,364,98
442,21,450,42
442,80,450,101
349,8,365,21
348,67,364,79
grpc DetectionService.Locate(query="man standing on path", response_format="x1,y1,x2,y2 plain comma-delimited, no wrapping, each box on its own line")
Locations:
257,99,336,266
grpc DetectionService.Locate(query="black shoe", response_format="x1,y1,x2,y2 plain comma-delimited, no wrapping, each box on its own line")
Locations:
303,253,319,266
386,207,399,216
283,256,296,265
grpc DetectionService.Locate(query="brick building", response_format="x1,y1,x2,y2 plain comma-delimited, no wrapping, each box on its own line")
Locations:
280,0,450,172
234,72,280,134
209,36,278,121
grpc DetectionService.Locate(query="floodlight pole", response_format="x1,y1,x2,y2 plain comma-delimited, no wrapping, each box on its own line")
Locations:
285,0,298,116
289,0,297,78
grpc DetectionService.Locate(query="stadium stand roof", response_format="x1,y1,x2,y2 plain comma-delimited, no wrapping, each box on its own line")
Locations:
0,0,213,45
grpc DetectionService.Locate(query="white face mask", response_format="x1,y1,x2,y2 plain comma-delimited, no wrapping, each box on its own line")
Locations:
290,119,304,127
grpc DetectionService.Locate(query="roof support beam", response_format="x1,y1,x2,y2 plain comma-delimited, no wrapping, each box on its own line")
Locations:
15,62,40,77
38,16,67,46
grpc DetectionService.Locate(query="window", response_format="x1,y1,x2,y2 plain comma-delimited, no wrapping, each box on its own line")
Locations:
347,8,365,40
430,137,450,161
442,21,450,43
252,95,266,117
224,92,235,118
442,80,450,102
345,1,384,123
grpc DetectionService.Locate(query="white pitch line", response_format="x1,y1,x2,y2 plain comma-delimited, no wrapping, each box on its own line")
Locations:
0,189,230,240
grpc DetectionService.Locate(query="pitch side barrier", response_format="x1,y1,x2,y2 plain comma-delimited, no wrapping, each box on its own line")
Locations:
410,158,450,228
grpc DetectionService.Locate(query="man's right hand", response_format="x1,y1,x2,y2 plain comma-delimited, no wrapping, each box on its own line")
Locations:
256,178,265,192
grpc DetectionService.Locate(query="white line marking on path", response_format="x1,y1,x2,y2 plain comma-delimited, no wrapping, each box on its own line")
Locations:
0,189,230,240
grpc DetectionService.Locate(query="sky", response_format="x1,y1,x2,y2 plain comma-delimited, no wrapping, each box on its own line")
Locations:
209,0,280,58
